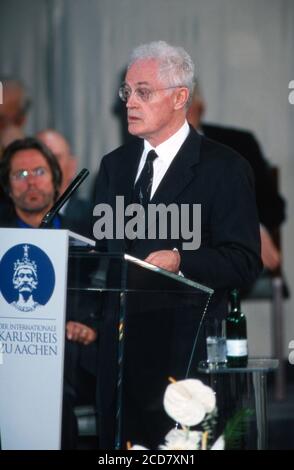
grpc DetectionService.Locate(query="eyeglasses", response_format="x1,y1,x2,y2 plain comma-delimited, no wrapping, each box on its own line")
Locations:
118,84,181,103
10,167,49,181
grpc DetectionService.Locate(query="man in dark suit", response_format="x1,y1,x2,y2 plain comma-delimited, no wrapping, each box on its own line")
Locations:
93,40,262,448
114,81,286,271
186,87,286,271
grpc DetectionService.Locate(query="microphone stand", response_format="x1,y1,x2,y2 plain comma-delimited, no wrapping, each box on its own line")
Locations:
39,168,89,228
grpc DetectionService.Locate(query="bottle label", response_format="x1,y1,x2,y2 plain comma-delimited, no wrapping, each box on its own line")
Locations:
226,339,248,357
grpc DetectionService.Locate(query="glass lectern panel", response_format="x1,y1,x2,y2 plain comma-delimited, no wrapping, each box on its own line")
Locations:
67,248,214,449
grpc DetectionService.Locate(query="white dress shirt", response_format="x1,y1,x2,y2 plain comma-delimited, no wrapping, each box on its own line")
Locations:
135,120,190,199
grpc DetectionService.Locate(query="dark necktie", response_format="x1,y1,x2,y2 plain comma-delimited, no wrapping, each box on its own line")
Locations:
133,150,158,206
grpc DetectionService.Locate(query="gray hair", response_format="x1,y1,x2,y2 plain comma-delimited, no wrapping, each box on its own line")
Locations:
128,41,196,105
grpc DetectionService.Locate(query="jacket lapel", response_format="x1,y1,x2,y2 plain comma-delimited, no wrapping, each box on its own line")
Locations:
108,139,143,253
130,127,202,247
151,127,202,206
111,129,202,252
114,138,143,207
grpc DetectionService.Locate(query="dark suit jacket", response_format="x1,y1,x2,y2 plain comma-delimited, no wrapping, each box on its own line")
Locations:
202,123,286,230
94,126,261,292
93,126,262,448
113,114,286,230
62,195,93,238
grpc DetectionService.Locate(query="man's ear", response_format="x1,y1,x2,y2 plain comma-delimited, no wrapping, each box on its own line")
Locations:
174,87,190,110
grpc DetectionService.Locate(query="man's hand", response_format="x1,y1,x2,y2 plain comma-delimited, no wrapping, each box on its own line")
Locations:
66,321,97,345
260,226,281,271
144,250,181,273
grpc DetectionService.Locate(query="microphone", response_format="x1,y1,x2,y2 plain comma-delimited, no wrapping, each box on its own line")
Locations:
39,168,89,228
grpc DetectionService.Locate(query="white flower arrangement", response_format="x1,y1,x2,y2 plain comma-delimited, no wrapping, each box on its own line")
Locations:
159,428,202,450
129,378,224,451
163,378,216,426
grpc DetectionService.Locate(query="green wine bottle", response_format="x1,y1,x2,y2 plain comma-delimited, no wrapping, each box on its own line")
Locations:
226,288,248,367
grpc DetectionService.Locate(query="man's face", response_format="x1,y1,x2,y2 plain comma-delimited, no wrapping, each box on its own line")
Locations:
125,59,183,147
13,267,37,293
37,132,76,194
9,150,55,214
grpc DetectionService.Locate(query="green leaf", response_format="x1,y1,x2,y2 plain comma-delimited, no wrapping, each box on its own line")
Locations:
224,408,254,450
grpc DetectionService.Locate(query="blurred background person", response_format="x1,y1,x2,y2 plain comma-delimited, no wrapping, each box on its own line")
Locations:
0,77,31,208
37,129,93,237
186,85,286,273
0,77,30,152
36,129,77,196
0,137,61,228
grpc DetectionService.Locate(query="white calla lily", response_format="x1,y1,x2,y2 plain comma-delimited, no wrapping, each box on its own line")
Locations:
163,379,216,426
129,444,149,450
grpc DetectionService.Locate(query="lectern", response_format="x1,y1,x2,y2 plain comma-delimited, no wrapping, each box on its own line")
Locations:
0,228,68,450
68,249,214,449
0,228,214,450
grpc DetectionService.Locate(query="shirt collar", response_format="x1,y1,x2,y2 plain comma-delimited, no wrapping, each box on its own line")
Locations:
16,215,62,229
144,120,190,160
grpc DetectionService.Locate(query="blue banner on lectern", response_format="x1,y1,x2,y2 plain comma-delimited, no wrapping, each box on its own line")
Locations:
0,228,68,449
